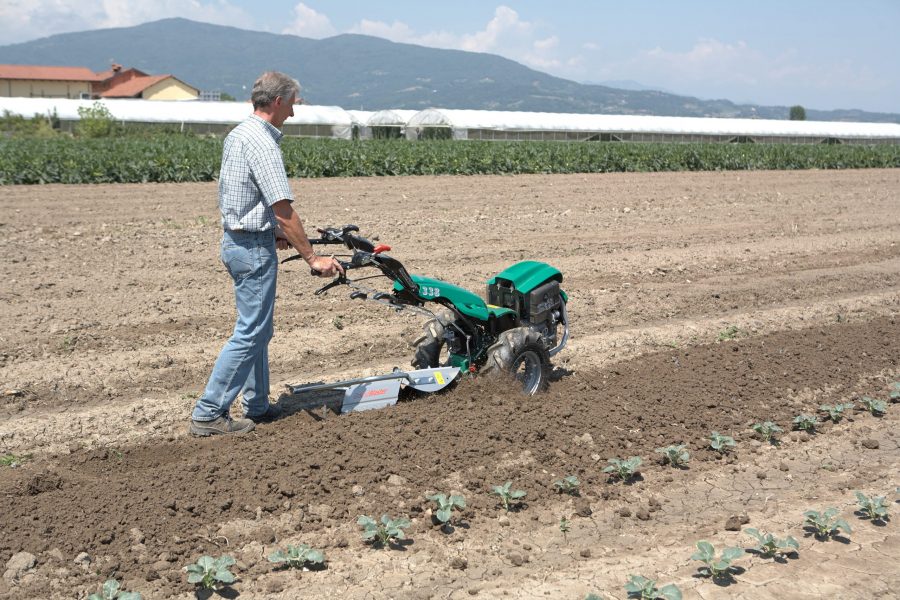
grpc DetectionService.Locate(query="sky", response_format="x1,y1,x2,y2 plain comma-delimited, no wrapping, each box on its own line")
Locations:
1,0,897,113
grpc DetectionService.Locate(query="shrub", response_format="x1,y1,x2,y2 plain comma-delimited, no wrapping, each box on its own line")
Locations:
75,102,119,138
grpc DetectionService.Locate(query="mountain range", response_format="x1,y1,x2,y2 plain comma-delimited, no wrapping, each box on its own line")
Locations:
1,18,896,123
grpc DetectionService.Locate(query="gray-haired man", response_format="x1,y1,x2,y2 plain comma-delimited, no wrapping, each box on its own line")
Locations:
190,71,343,436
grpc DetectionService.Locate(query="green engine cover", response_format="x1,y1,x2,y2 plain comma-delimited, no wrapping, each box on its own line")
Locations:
393,274,490,321
486,261,562,294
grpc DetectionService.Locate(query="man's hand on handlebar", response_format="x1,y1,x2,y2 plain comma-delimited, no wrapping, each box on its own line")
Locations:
309,254,344,277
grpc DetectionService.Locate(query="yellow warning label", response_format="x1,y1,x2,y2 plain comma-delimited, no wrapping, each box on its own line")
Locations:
435,371,445,385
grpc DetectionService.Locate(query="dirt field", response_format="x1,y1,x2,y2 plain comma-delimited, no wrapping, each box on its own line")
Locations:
0,169,898,599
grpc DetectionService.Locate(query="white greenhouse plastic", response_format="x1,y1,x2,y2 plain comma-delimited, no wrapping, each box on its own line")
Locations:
405,108,900,143
367,109,419,127
0,97,356,138
346,110,374,139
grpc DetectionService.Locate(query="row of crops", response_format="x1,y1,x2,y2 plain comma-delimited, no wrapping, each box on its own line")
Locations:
2,136,899,184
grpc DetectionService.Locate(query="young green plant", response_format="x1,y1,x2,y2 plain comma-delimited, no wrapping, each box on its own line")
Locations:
87,579,141,600
803,508,852,539
656,444,690,467
792,414,817,432
709,431,736,453
427,492,466,526
624,575,682,600
184,555,236,590
690,541,744,579
357,514,411,548
744,528,799,558
553,475,580,495
559,515,571,543
889,381,900,401
752,421,783,443
491,481,526,512
603,456,642,482
267,544,325,569
819,402,854,423
0,453,31,467
859,396,887,416
854,491,890,522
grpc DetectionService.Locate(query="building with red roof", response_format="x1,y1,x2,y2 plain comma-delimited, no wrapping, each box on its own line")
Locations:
0,63,199,100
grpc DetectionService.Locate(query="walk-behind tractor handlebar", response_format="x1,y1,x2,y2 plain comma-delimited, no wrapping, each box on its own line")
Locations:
283,224,569,398
281,224,421,302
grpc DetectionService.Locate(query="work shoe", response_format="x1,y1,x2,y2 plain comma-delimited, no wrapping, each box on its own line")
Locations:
246,402,283,424
189,415,256,437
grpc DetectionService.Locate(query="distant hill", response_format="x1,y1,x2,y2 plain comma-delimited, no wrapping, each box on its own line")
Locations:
1,18,897,123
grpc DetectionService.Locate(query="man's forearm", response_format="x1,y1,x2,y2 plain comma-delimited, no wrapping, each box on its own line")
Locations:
273,203,316,263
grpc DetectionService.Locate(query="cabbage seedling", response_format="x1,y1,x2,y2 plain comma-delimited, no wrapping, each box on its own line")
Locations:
709,431,735,453
656,444,690,467
819,402,853,423
624,574,682,600
792,414,817,432
553,475,580,495
357,514,411,547
0,453,31,467
751,421,782,443
744,528,799,558
184,555,236,590
854,491,890,522
859,396,886,416
559,516,570,543
690,541,744,579
803,508,852,539
491,481,526,512
603,456,642,482
890,382,900,401
268,544,325,569
427,492,466,525
87,579,141,600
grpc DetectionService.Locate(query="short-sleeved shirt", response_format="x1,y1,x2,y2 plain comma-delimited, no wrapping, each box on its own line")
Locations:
218,114,293,232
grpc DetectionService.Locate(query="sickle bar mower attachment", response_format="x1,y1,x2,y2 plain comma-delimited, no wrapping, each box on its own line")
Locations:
286,366,460,414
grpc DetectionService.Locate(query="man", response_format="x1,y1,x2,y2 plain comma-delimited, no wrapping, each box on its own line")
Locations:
190,71,342,436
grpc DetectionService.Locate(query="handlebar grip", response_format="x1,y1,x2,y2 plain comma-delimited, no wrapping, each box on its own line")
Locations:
311,268,322,276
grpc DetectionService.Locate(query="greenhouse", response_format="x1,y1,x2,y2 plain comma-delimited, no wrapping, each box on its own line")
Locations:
404,108,900,144
346,110,374,139
0,97,357,138
367,109,419,139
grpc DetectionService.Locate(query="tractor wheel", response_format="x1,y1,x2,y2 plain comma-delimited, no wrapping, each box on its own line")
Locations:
411,307,457,368
481,327,550,395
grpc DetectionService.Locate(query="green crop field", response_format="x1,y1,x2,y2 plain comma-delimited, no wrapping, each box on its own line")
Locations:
1,136,898,184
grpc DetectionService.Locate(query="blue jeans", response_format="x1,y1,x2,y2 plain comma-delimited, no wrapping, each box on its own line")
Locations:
192,229,277,421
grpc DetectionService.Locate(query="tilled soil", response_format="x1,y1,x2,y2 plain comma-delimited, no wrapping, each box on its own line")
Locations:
0,169,898,599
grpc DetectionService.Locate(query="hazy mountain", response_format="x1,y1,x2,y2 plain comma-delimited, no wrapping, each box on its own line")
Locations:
585,79,670,93
1,18,897,122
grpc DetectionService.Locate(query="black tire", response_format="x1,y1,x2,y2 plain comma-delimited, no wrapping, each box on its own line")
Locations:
411,307,457,368
481,327,550,395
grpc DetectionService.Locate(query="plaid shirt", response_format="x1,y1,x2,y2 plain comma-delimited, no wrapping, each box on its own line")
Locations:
218,114,293,232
